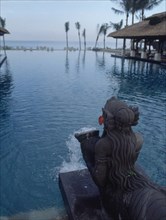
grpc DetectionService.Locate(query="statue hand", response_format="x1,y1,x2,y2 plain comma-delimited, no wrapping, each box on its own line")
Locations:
74,130,99,143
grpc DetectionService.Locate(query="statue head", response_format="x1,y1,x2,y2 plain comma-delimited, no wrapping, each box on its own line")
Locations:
99,97,139,133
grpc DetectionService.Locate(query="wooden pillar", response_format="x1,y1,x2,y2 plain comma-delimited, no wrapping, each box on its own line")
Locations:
136,40,139,55
148,40,151,54
141,39,147,59
154,39,161,61
143,39,147,52
131,39,135,50
122,38,126,56
130,38,136,57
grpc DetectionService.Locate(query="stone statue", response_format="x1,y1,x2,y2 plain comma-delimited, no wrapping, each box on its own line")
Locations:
75,97,166,220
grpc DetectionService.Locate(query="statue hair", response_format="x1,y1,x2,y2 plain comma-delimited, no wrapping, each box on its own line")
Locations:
102,97,154,192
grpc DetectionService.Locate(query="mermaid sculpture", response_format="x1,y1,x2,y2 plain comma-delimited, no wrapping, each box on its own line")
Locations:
75,97,166,220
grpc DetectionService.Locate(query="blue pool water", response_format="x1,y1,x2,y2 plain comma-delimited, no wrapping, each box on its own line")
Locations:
0,50,166,219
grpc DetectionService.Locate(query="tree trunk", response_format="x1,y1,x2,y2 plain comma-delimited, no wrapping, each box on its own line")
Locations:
95,35,99,48
141,9,144,21
132,12,134,24
103,35,106,49
78,31,81,50
126,13,129,26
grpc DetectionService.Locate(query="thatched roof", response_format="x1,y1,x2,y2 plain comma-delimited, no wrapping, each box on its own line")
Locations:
108,12,166,40
0,27,10,36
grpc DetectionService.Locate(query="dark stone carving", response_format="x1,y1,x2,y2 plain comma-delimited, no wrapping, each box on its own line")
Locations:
75,97,166,220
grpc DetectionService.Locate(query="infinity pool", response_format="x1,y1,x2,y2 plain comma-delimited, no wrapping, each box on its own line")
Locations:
0,50,165,219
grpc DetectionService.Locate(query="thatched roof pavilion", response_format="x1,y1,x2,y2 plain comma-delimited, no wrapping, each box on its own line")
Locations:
108,12,166,40
0,27,10,36
108,12,166,63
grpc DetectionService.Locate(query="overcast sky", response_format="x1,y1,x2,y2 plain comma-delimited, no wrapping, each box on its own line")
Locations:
1,0,166,42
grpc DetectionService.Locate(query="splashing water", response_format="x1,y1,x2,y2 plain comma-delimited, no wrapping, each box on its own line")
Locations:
57,127,97,175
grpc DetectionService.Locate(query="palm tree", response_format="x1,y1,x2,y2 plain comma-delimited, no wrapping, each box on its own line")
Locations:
94,24,101,48
75,22,81,50
110,19,123,49
64,22,69,50
102,23,110,49
130,0,142,24
136,0,163,20
111,0,142,25
111,0,131,26
82,28,86,50
95,23,110,49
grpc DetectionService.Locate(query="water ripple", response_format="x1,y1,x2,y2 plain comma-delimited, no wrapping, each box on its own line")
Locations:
0,51,165,217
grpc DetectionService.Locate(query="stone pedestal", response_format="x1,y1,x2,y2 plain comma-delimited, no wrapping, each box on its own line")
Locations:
59,169,105,220
59,165,150,220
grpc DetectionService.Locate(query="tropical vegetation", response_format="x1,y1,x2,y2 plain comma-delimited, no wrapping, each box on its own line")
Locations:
64,21,69,50
111,0,163,25
75,22,81,50
63,1,163,50
110,19,123,49
95,23,110,49
82,28,86,50
136,0,164,21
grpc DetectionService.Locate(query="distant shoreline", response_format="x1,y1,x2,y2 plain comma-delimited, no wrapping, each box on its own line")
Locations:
1,39,126,51
0,46,127,54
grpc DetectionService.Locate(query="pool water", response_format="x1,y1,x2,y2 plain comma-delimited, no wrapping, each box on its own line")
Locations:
0,50,165,219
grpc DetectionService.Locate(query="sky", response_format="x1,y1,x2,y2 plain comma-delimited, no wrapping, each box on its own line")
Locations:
1,0,166,42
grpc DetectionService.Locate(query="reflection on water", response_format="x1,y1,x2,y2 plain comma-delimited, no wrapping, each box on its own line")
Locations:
65,51,69,74
110,58,166,98
82,50,86,68
0,60,15,163
0,51,165,219
75,50,81,73
95,51,106,70
0,60,13,115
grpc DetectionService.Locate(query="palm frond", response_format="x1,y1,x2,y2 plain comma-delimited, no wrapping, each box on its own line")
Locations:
146,0,163,10
111,7,124,15
135,12,142,21
75,22,81,30
64,22,69,32
110,19,123,31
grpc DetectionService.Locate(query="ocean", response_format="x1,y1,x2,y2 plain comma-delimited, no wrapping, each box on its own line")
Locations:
4,40,125,50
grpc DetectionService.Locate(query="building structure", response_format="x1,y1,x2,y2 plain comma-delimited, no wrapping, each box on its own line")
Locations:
108,12,166,64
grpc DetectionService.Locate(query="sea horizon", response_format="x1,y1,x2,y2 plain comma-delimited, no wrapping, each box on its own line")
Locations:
4,39,125,50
